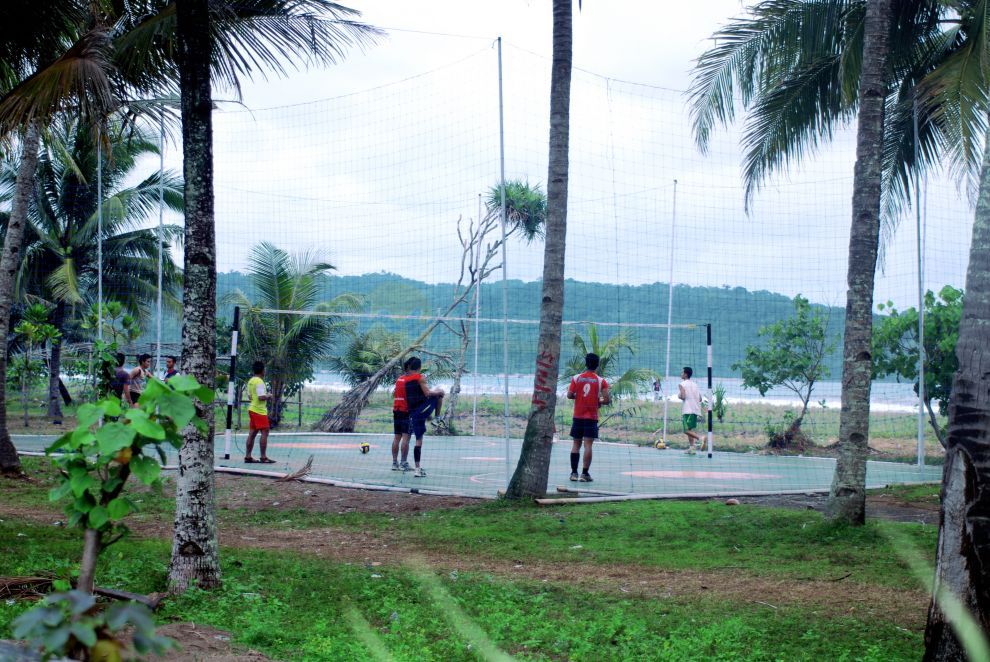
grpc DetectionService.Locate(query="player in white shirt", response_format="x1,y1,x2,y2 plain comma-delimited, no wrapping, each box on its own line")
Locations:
678,366,706,455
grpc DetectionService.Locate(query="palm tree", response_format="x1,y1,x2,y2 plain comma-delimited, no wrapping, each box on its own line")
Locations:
167,0,379,591
921,4,990,655
1,116,184,421
561,325,657,399
687,0,962,523
923,111,990,658
169,0,222,591
0,2,116,475
0,0,379,588
329,326,408,389
224,242,358,426
505,0,574,499
561,324,657,432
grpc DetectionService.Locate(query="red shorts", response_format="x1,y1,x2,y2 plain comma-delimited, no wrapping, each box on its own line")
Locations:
249,411,270,431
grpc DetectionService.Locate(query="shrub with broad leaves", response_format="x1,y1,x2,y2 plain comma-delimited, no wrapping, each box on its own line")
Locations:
11,374,214,660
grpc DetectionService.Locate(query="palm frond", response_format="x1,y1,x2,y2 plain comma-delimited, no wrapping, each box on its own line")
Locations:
45,259,84,304
0,29,118,135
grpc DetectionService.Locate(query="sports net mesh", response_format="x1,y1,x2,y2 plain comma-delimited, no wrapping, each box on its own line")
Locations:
18,41,965,497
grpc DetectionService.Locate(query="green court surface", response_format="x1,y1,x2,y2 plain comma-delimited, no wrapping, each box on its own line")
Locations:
14,433,941,499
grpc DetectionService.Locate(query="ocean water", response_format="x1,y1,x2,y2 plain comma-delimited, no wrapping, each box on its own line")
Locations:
307,372,921,412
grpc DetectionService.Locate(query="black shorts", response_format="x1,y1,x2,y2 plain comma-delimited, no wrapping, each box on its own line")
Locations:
570,418,599,440
393,410,410,435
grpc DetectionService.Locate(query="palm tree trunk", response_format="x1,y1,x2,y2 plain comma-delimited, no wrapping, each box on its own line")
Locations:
21,349,29,428
505,0,572,499
826,0,893,525
269,380,285,428
0,123,40,475
169,0,220,591
47,301,65,423
922,110,990,661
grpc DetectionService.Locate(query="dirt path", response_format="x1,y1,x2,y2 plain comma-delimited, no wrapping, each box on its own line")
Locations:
0,474,932,631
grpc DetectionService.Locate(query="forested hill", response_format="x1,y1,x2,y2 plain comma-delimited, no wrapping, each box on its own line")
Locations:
192,271,846,377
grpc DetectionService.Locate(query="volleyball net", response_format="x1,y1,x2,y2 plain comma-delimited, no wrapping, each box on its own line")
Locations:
63,38,967,496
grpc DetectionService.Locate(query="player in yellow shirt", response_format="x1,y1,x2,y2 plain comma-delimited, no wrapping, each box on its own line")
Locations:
245,360,275,463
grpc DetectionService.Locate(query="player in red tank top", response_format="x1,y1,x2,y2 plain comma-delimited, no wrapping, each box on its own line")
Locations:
391,365,413,471
566,353,610,482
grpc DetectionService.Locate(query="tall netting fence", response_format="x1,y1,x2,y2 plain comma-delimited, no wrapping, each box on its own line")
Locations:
13,40,966,497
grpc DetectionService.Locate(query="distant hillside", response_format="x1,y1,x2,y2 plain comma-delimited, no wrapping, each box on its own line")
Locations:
147,272,847,378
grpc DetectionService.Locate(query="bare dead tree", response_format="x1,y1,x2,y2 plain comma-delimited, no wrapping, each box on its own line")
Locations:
431,210,507,435
315,215,500,433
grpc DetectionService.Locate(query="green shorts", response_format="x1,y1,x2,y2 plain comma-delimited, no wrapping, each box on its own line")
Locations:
682,414,699,432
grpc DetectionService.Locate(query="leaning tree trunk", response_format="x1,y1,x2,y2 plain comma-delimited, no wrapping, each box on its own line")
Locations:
922,110,990,661
169,0,221,591
826,0,893,525
317,314,451,432
504,0,572,499
317,363,396,432
0,123,41,475
47,301,65,423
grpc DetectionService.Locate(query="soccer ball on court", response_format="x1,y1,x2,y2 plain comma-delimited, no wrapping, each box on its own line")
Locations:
360,442,370,454
654,439,667,450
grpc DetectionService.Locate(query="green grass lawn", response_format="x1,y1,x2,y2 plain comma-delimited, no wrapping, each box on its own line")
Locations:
0,520,923,661
6,457,938,589
2,458,940,660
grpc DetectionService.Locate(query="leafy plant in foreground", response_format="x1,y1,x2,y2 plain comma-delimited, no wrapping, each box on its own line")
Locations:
11,374,213,660
12,588,172,661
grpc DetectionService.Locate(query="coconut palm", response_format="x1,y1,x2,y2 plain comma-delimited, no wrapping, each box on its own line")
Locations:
0,0,380,587
329,326,408,389
163,0,378,591
561,325,657,400
686,0,978,523
0,1,117,475
923,114,990,659
920,3,990,656
1,115,184,421
224,242,359,426
506,0,574,499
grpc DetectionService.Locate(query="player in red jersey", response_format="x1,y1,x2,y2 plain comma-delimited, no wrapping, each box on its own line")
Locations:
402,356,444,478
567,353,610,482
391,361,414,471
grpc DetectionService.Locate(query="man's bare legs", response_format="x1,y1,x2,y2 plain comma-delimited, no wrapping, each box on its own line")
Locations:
582,438,594,473
392,433,402,465
259,428,270,461
399,433,411,469
245,428,258,460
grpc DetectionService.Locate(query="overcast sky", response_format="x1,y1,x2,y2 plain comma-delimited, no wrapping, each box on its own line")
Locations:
153,0,972,311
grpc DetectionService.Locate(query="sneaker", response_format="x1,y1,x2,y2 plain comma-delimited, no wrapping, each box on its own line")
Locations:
391,462,400,471
686,447,697,455
414,467,427,478
569,472,579,482
400,462,412,472
579,473,593,482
